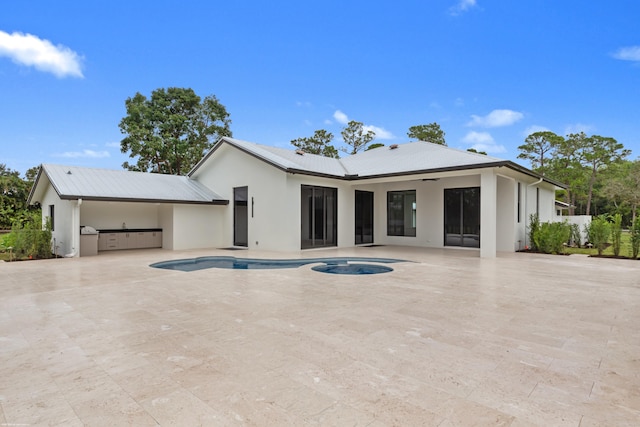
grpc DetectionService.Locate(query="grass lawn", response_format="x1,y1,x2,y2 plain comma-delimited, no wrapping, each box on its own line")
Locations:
565,230,636,257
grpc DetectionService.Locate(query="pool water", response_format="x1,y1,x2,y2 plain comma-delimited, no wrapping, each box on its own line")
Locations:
150,256,407,274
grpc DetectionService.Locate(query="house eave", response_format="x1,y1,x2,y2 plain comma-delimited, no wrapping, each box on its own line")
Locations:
57,195,229,205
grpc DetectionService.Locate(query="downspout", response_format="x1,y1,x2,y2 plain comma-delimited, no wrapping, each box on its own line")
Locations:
65,198,82,257
524,178,543,248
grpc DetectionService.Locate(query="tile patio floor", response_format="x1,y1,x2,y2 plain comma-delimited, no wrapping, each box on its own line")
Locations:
0,247,639,426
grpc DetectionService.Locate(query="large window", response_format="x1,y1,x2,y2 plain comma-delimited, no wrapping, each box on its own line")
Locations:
387,190,416,237
301,185,337,249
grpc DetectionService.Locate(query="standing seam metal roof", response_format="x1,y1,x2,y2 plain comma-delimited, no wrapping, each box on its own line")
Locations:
32,164,227,204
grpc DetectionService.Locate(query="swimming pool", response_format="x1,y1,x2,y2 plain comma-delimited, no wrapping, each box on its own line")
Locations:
150,256,407,274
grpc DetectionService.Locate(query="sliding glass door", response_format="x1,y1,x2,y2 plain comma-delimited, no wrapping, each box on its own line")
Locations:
301,185,337,249
444,187,480,248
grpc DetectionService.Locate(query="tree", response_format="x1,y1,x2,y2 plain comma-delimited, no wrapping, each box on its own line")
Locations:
366,143,385,151
340,120,376,155
601,160,640,223
407,123,446,146
577,134,630,215
546,134,587,215
517,131,564,175
119,87,232,175
290,129,339,158
0,165,38,229
467,148,487,155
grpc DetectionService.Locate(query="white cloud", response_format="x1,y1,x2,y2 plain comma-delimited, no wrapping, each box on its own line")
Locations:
363,124,395,140
563,123,594,136
467,109,524,128
462,131,506,153
296,101,312,107
105,142,120,148
333,110,349,125
454,97,465,107
0,31,84,78
522,125,550,137
323,119,333,125
611,46,640,62
449,0,477,16
55,149,110,158
332,110,395,140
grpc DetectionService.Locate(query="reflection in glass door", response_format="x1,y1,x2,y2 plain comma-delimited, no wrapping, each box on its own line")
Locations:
301,185,337,249
234,186,248,247
355,190,374,244
444,187,480,248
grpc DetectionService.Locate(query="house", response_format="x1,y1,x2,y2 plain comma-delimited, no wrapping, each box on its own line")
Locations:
27,137,564,258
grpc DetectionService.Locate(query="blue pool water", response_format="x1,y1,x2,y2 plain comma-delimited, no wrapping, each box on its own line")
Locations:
150,256,407,274
311,263,393,275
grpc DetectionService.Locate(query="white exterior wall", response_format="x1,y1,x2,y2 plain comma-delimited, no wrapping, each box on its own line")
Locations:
41,185,77,257
191,144,293,252
80,201,159,230
496,175,516,252
172,205,223,250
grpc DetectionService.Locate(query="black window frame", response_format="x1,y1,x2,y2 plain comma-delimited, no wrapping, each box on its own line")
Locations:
387,190,416,237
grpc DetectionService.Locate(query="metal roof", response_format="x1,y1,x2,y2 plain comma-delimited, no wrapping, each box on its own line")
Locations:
28,164,228,205
191,137,565,187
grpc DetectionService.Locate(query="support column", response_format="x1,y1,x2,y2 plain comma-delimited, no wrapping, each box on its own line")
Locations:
480,170,497,258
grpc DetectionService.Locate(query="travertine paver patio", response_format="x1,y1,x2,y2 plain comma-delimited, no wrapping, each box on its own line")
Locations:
0,246,639,426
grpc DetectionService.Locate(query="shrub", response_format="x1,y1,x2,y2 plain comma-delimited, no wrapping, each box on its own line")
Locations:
630,218,640,260
610,213,622,257
570,223,581,247
10,213,52,259
533,221,571,254
588,215,611,256
528,213,540,251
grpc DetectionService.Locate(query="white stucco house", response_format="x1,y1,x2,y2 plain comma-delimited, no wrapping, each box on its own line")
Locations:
27,137,564,258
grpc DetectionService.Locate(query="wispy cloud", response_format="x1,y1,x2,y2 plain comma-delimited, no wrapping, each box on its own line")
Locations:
332,110,395,140
0,31,84,78
467,109,524,128
611,46,640,62
296,101,312,107
462,131,506,153
54,149,110,158
563,123,594,136
449,0,477,16
105,142,121,148
522,125,550,137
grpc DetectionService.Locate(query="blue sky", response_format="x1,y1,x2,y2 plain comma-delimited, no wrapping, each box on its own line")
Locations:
1,1,639,176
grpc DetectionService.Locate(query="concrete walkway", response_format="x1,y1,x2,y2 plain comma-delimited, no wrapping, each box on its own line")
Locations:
1,247,639,426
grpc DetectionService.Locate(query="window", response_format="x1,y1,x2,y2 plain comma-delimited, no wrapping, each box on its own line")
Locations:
387,190,416,237
49,204,55,231
517,182,521,223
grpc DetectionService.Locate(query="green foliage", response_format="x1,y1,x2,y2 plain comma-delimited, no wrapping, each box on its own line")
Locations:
290,129,339,158
0,164,39,230
407,123,446,146
518,131,564,175
610,213,622,257
569,223,581,247
528,213,540,251
587,215,611,256
467,148,487,155
119,87,232,175
340,120,375,155
9,212,52,259
630,219,640,259
366,143,385,151
532,221,571,255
